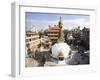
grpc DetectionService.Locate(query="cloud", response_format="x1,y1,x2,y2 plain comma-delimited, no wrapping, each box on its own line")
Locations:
26,18,90,31
63,18,90,29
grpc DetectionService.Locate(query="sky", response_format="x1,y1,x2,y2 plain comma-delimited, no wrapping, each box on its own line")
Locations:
25,12,90,31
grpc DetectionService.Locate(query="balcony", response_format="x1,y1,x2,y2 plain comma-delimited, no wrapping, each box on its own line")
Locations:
26,35,40,39
26,39,40,44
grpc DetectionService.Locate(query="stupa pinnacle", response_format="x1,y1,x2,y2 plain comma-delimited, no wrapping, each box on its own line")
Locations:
58,16,64,29
57,17,65,42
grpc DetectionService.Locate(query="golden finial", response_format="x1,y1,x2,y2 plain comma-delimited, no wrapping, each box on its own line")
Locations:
58,16,63,29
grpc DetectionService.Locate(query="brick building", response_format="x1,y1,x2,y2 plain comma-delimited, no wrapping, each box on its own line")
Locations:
47,17,64,44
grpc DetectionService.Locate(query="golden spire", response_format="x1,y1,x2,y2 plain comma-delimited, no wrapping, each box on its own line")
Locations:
57,17,65,43
58,17,63,29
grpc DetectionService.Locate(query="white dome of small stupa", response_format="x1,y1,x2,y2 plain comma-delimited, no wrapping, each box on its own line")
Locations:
52,43,70,58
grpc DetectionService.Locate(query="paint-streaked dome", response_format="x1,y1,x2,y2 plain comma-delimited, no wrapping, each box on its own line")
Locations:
52,43,70,58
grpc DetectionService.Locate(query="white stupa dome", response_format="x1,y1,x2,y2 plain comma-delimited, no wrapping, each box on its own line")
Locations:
52,43,71,58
